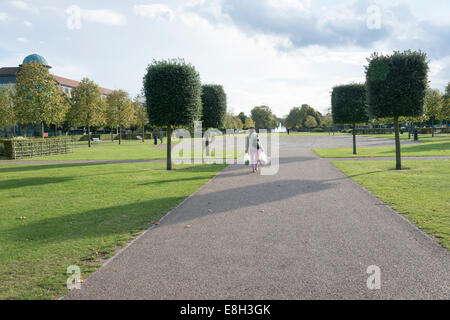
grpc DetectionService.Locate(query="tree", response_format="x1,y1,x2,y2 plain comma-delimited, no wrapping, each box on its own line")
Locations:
285,107,303,130
143,59,202,170
332,84,368,155
134,95,149,143
243,116,255,129
424,88,442,137
321,112,334,135
106,90,135,145
0,86,16,136
69,78,105,148
201,84,227,129
366,51,428,169
14,63,69,138
304,115,318,129
440,82,449,131
251,106,276,130
300,104,321,127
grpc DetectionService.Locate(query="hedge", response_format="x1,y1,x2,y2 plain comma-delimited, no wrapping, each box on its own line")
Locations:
0,138,73,159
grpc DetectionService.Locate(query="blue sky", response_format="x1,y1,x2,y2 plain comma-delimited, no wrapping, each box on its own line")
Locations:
0,0,449,116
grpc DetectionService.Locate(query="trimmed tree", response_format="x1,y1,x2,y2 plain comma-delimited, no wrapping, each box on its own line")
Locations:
424,88,442,137
201,84,227,156
143,59,202,170
331,84,368,155
14,63,69,137
106,90,135,145
366,51,429,169
69,78,105,148
134,95,149,143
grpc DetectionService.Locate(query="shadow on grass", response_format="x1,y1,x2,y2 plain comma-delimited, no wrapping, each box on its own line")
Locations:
379,142,450,155
0,177,74,190
0,162,108,174
7,178,335,243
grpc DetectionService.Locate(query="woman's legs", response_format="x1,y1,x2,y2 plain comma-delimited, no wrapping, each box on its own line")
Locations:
249,150,258,172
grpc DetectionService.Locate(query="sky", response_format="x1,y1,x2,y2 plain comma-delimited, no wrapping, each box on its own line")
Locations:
0,0,449,117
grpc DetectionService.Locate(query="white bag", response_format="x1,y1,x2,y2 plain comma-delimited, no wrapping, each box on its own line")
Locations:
259,152,269,165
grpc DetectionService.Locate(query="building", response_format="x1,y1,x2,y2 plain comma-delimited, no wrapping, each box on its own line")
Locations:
0,54,113,137
0,53,112,98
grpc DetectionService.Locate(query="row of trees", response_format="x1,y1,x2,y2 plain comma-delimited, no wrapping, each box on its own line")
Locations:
0,63,150,147
331,50,449,170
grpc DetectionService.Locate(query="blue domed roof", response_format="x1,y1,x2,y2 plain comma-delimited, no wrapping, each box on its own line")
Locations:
22,54,49,66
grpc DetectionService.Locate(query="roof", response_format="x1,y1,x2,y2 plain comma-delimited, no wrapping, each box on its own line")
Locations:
0,67,20,76
53,75,113,95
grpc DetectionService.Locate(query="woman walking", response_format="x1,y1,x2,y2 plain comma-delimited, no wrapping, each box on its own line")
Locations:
245,127,263,173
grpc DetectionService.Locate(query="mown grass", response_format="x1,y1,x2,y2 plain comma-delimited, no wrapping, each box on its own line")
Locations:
0,162,226,299
332,160,450,249
313,136,450,158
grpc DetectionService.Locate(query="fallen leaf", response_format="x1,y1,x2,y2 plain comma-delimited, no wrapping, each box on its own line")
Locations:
208,209,213,213
185,225,191,229
155,222,160,225
259,210,265,213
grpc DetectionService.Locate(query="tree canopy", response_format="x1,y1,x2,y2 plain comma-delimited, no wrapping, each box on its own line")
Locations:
143,59,202,129
201,84,227,129
0,86,15,129
250,106,277,130
365,51,428,119
331,84,368,124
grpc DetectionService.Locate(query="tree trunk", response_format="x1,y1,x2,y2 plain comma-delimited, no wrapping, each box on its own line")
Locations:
88,125,91,148
408,120,411,140
394,116,401,170
111,131,113,142
41,122,45,138
352,121,357,155
167,126,172,170
142,126,145,143
119,127,122,145
12,124,16,138
431,118,434,137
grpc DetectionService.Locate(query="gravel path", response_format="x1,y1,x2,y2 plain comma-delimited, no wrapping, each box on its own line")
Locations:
65,136,449,300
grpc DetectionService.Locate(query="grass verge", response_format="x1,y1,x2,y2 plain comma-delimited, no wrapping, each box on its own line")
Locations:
313,136,450,158
332,160,449,249
0,162,226,299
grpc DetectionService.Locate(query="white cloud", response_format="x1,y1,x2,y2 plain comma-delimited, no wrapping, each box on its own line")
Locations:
0,12,8,22
133,4,174,21
16,37,28,43
81,9,126,26
23,20,32,27
9,1,38,13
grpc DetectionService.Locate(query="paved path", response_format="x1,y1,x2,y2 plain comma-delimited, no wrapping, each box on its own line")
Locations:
66,136,449,300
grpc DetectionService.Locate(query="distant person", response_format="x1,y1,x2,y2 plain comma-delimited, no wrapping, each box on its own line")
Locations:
154,134,158,145
245,127,263,173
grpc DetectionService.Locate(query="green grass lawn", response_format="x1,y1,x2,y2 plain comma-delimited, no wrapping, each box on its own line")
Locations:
359,133,450,140
313,136,450,158
0,162,226,299
332,160,450,250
